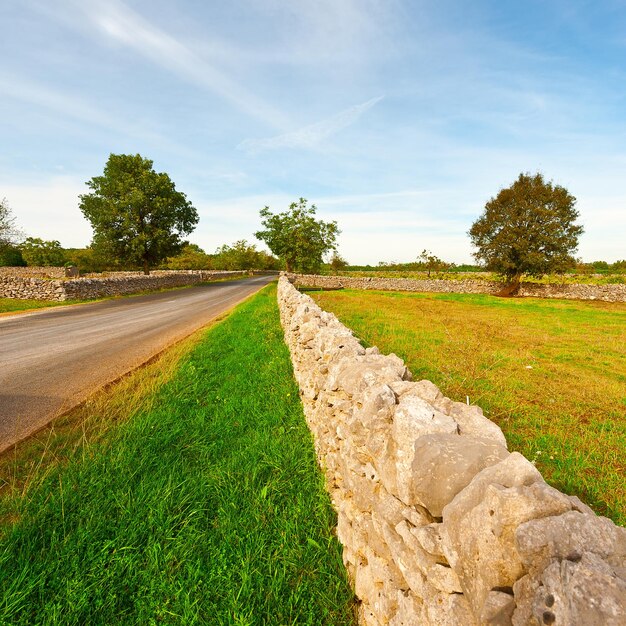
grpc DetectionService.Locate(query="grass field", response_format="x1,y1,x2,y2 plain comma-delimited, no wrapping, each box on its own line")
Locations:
0,284,357,625
309,289,626,525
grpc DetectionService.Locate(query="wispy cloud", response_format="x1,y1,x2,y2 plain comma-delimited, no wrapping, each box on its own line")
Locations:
239,96,384,153
0,71,128,135
72,0,290,131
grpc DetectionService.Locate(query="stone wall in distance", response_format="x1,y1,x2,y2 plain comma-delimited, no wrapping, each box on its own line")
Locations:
0,270,248,301
287,273,626,303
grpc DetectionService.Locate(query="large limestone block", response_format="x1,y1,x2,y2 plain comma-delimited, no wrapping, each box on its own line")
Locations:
327,353,412,397
481,589,516,625
391,396,459,504
388,590,425,626
442,454,573,619
448,401,508,447
512,553,626,626
354,384,397,428
516,510,626,576
312,326,365,361
410,522,447,561
424,591,478,626
371,487,433,529
409,433,510,516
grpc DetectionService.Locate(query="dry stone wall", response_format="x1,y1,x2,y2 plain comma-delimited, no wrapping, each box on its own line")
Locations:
287,273,626,303
277,276,626,625
0,270,247,301
0,266,67,279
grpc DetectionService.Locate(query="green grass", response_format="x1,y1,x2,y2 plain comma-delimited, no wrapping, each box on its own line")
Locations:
310,289,626,526
0,284,357,625
0,298,86,314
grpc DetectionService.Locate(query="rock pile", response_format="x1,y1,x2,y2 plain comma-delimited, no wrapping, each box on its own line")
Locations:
277,276,626,625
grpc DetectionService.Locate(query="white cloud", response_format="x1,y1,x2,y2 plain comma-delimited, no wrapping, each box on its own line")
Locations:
0,71,128,136
0,177,92,247
239,96,384,153
74,0,290,130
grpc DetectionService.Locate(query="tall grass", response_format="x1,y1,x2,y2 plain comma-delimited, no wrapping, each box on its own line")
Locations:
310,289,626,525
0,284,357,625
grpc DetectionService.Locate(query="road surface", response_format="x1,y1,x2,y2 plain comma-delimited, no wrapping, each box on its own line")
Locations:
0,275,275,453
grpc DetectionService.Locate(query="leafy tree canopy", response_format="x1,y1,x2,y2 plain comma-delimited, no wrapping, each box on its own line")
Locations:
255,198,339,273
329,252,349,273
20,237,66,267
165,243,212,270
212,240,280,271
417,249,454,277
79,154,198,274
469,172,583,287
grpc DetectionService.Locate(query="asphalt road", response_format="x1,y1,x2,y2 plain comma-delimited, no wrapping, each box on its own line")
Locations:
0,275,275,453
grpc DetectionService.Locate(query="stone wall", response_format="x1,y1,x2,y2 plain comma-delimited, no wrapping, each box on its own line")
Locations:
0,266,67,279
277,277,625,625
0,270,247,301
287,273,626,303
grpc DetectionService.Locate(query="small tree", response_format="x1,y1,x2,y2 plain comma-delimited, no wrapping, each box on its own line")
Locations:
255,198,339,273
20,238,66,266
79,154,198,274
0,198,24,263
469,173,583,291
329,252,348,273
418,249,447,277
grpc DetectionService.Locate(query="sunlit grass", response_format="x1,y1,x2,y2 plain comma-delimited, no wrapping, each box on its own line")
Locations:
0,284,357,625
310,289,626,525
0,298,85,315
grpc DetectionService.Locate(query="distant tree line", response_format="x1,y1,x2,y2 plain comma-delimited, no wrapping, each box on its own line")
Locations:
2,157,624,283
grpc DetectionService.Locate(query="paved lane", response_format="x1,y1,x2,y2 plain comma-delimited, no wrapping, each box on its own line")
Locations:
0,276,275,452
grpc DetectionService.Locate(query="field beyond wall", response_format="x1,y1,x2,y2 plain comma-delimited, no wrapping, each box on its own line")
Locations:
309,289,626,526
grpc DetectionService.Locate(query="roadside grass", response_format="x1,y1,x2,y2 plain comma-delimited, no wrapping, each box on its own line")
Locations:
309,289,626,525
0,284,357,625
0,297,87,315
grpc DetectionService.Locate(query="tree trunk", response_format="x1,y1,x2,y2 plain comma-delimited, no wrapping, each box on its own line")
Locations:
143,259,150,275
496,273,521,297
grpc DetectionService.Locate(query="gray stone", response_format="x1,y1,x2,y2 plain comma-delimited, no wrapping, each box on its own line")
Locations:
516,510,626,576
513,553,626,626
481,590,515,625
449,401,508,447
391,396,459,504
410,433,510,515
442,475,573,619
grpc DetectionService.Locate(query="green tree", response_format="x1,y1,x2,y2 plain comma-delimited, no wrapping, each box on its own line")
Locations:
20,237,66,266
255,198,339,273
165,243,212,270
469,173,583,291
417,249,452,277
79,154,198,274
212,240,280,270
329,252,348,273
0,198,25,265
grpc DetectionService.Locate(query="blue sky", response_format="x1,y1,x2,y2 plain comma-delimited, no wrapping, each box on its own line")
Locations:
1,0,625,264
